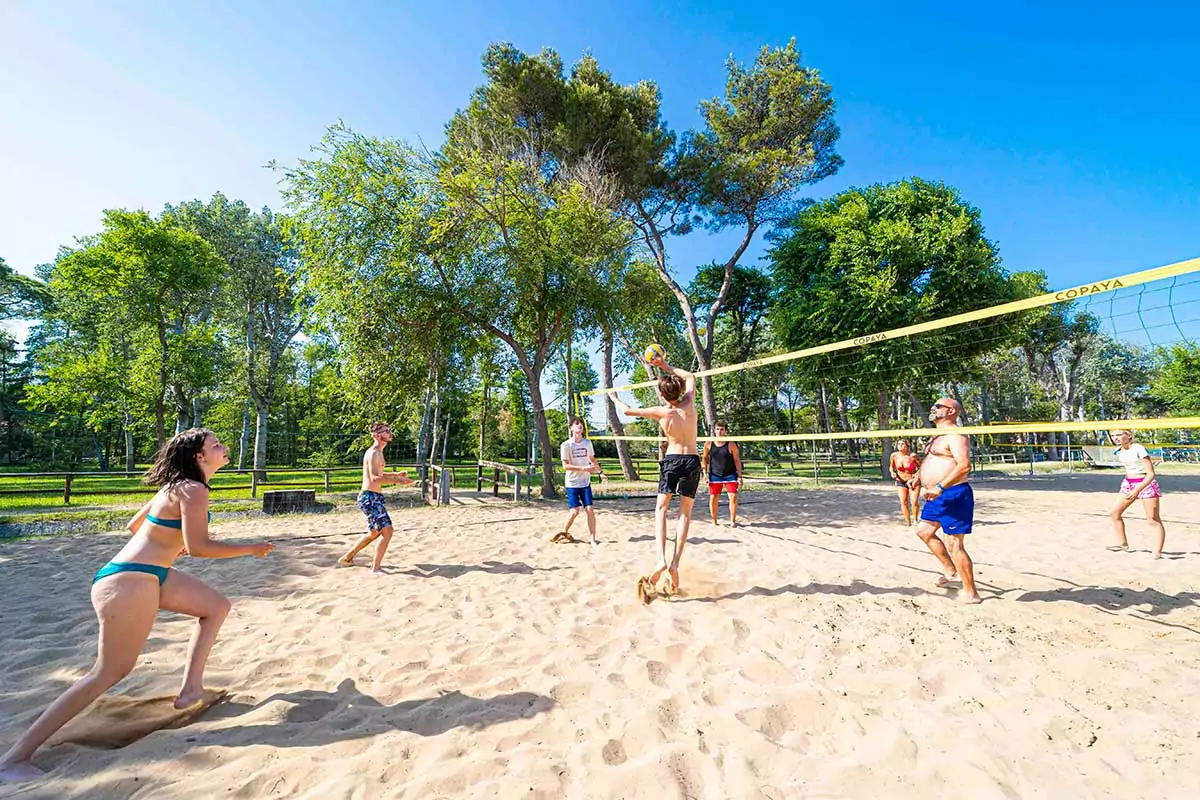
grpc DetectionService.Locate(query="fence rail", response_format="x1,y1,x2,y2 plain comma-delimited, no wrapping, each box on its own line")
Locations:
0,466,413,505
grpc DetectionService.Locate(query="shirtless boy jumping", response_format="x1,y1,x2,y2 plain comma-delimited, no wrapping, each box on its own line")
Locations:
338,422,414,573
607,356,699,602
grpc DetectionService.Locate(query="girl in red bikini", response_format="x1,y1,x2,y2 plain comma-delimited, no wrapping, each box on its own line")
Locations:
889,439,921,525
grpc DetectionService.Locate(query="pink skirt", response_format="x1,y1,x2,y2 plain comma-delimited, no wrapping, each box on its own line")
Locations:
1120,477,1162,499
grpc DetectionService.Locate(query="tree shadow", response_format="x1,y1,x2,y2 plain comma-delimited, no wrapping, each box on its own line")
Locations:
626,534,741,545
1016,586,1200,616
394,561,564,579
675,579,929,604
974,473,1200,494
188,678,553,748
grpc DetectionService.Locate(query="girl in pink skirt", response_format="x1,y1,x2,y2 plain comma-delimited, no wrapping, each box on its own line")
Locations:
1108,429,1166,558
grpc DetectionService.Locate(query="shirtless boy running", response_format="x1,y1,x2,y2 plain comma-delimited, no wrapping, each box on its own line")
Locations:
338,422,414,573
608,356,699,602
908,398,981,604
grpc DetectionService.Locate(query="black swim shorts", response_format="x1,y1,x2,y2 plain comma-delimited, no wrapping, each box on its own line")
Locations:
658,454,701,498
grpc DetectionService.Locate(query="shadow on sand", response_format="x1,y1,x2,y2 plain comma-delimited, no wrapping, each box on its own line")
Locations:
675,579,930,604
199,678,554,747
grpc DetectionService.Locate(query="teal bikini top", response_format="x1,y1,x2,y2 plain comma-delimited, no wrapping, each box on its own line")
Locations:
147,512,212,529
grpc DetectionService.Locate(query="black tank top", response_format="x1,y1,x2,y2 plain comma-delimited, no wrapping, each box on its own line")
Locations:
708,441,735,477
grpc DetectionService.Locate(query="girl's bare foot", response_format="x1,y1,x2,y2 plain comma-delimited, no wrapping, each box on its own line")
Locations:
337,555,355,566
960,594,983,605
0,761,45,782
665,567,680,595
1105,544,1129,552
174,687,206,710
1153,551,1163,560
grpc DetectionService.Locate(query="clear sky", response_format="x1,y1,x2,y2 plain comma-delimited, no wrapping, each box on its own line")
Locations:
2,0,1198,355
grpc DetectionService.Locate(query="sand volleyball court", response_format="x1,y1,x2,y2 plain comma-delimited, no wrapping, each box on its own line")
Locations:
2,473,1199,799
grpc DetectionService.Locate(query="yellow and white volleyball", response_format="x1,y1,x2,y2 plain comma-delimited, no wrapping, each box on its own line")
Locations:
643,343,666,363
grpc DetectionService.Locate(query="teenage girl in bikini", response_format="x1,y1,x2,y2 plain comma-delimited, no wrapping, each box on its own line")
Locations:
889,439,921,525
0,428,274,782
1108,429,1167,558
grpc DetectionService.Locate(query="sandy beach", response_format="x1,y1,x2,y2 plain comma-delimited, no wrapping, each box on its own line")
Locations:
2,472,1199,799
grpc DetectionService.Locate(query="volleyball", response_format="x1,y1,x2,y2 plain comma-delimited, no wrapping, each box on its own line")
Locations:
643,343,665,363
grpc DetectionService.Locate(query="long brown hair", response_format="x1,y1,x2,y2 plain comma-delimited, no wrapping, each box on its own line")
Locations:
143,428,214,488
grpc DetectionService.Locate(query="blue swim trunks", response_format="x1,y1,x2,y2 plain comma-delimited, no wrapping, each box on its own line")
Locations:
919,483,974,534
357,490,392,531
566,486,594,509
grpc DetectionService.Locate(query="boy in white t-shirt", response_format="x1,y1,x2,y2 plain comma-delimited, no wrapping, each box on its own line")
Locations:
1109,429,1166,558
552,417,604,547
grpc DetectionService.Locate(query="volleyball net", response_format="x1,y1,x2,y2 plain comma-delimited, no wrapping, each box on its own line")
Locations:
576,256,1200,469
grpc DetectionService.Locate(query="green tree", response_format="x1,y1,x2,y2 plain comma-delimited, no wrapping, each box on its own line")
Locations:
165,194,309,474
31,210,224,447
0,256,45,320
769,178,1023,476
617,40,843,432
1151,343,1200,415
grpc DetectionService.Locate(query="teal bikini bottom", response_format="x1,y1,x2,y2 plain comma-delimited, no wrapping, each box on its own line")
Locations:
93,562,171,586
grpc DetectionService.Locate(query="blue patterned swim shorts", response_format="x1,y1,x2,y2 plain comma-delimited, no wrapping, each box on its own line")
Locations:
357,490,392,531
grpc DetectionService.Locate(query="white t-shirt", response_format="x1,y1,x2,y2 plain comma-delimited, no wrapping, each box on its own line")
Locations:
1114,443,1150,476
560,438,595,489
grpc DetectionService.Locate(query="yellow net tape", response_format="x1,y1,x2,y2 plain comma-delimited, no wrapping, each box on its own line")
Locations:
581,256,1200,395
587,416,1200,443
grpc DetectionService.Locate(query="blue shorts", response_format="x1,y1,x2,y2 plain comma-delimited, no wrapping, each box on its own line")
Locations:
357,490,392,531
919,483,974,534
566,486,594,509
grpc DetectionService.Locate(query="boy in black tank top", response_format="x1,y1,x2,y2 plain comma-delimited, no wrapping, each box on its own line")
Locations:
702,422,743,527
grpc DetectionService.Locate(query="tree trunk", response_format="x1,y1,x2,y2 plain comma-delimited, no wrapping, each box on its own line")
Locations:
429,385,442,470
602,329,636,480
877,386,891,480
253,403,269,478
440,414,451,468
124,411,135,472
525,373,558,498
820,383,830,434
478,372,489,462
238,406,251,470
835,393,856,456
154,396,167,446
417,379,433,471
192,397,202,427
905,386,932,428
564,339,573,426
980,381,991,425
93,431,109,472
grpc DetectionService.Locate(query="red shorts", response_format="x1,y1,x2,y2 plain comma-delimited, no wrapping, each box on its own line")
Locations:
708,476,739,495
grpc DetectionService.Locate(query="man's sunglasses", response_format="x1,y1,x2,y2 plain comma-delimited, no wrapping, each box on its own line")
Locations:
931,403,952,411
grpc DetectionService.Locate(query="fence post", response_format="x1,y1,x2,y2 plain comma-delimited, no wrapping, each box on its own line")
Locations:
63,474,73,504
494,468,500,497
440,468,450,506
324,469,331,493
513,471,521,502
477,464,483,492
251,470,259,499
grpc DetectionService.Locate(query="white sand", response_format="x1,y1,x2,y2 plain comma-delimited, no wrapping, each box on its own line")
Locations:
2,472,1199,799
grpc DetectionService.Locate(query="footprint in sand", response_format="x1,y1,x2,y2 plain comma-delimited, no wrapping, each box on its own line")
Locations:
735,704,795,743
601,738,627,766
657,699,681,731
646,660,669,688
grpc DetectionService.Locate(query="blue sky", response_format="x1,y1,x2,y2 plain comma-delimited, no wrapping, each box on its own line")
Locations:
2,0,1198,362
